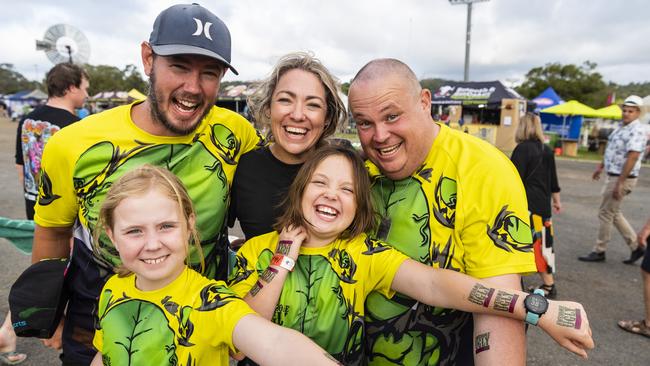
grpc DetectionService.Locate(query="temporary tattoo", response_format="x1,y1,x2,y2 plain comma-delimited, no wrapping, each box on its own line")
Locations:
557,306,581,329
468,283,494,307
475,332,490,354
260,267,279,283
277,240,293,255
250,281,264,297
494,291,519,313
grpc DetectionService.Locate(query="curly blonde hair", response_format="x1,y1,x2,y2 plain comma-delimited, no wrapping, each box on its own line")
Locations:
247,51,347,144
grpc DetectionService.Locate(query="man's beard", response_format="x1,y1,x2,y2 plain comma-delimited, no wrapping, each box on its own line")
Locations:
147,70,212,136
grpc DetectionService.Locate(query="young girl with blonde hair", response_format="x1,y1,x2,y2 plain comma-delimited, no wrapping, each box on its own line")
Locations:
90,164,340,366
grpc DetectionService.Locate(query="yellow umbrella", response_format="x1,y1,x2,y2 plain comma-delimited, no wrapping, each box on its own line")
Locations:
593,104,622,120
540,100,598,117
540,100,598,139
127,88,147,100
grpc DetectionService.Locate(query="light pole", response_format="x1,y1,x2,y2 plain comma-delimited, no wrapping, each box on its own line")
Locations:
449,0,490,81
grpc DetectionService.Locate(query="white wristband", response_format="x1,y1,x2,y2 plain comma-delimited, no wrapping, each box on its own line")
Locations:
271,254,295,271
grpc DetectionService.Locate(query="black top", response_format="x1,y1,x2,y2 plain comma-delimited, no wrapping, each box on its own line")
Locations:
510,140,560,217
15,105,79,165
228,146,303,240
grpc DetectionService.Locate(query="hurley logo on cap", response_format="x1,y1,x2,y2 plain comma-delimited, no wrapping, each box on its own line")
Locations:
192,18,213,40
149,3,239,75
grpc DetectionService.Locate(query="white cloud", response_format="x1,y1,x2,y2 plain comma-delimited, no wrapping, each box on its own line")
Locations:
3,0,650,86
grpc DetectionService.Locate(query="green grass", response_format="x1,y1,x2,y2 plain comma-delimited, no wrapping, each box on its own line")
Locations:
575,147,603,161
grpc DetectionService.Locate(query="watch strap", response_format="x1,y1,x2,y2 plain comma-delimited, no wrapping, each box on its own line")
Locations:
271,254,295,271
525,311,540,326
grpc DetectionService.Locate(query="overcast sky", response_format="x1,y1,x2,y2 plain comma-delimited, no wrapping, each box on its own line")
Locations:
3,0,650,87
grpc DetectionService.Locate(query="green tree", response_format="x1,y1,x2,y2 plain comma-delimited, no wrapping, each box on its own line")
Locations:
516,61,609,108
122,64,147,93
615,82,650,101
84,64,127,96
341,82,350,95
420,78,454,94
0,63,42,94
83,64,147,96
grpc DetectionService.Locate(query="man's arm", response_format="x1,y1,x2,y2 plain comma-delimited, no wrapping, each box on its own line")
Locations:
32,224,73,263
612,151,640,200
592,161,604,180
15,164,24,187
472,273,526,365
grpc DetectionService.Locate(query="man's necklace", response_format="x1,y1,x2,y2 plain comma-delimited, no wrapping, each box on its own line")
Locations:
376,176,417,241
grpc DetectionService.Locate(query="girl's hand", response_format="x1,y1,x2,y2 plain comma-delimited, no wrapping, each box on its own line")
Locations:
277,226,307,260
538,300,594,359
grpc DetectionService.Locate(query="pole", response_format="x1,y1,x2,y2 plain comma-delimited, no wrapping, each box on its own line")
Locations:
464,3,472,81
66,45,73,64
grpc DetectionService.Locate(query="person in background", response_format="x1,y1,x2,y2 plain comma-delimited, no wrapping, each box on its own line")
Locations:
4,63,89,366
15,63,89,220
511,113,562,298
229,52,346,241
579,95,648,263
618,218,650,338
76,106,90,119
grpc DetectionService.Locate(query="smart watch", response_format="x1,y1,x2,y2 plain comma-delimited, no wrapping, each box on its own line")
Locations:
524,289,549,326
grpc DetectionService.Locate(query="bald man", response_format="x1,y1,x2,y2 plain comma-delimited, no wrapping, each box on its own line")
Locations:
349,59,536,365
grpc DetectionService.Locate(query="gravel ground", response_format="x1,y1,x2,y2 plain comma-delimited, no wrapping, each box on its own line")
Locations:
0,116,648,365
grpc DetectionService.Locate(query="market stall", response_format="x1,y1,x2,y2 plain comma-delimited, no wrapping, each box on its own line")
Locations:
540,100,598,157
431,81,527,151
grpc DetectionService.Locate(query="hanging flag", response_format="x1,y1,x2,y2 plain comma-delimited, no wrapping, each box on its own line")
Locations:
606,92,616,106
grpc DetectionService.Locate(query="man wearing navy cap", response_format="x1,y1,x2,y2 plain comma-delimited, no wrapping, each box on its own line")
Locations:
31,4,263,364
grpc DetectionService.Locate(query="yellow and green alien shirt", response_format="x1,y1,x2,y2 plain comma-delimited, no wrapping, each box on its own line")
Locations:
364,123,536,365
34,102,264,279
94,267,255,365
229,231,409,365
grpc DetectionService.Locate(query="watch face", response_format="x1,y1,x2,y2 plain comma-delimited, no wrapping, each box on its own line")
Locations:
525,294,549,314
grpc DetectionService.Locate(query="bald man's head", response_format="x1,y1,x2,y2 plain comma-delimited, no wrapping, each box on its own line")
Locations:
350,58,421,96
348,58,436,180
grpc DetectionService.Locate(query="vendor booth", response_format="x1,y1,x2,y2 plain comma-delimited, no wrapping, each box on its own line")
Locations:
5,89,47,120
540,100,598,157
532,87,563,113
431,81,526,151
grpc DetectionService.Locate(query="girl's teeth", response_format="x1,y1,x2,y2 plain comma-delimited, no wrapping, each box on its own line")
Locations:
316,205,337,216
143,256,166,264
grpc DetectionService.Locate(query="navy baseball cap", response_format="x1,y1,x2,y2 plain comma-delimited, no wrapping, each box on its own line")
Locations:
149,3,238,75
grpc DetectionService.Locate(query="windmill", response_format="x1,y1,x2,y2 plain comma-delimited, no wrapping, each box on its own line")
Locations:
36,24,90,64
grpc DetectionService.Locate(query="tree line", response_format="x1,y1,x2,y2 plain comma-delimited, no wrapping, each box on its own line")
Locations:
0,63,147,97
2,61,649,107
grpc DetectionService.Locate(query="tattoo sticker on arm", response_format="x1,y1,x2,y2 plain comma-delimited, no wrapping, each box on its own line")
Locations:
557,306,582,329
277,240,293,255
250,281,264,297
468,283,495,307
493,291,519,313
475,332,490,354
260,267,279,283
